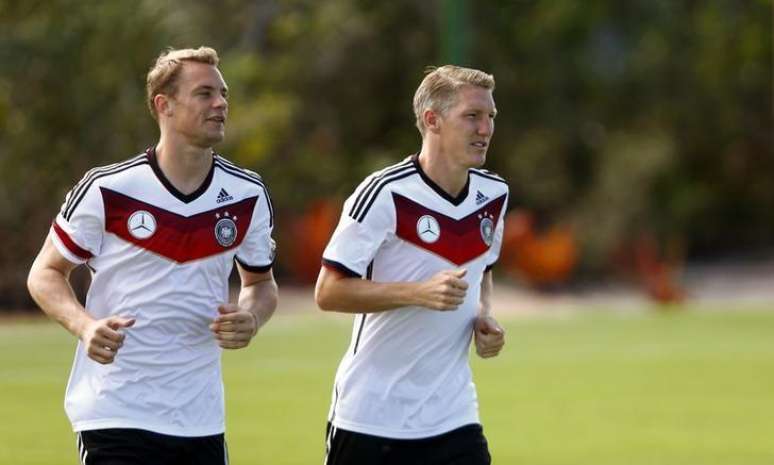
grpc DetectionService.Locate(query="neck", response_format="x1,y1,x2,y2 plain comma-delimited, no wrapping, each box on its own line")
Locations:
155,134,213,195
417,139,469,197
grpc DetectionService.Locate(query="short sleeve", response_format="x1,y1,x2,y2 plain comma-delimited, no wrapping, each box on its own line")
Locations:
235,186,276,273
485,192,508,272
321,181,395,278
51,179,105,264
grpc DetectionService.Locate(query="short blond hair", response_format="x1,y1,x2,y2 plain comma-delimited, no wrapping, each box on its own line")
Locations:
146,46,220,119
413,65,495,136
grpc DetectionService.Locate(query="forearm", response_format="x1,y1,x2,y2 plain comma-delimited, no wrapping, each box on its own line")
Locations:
316,277,420,314
28,265,90,339
479,270,493,317
238,278,278,331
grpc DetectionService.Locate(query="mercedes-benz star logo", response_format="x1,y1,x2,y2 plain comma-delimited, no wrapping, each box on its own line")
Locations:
416,215,440,243
127,210,157,240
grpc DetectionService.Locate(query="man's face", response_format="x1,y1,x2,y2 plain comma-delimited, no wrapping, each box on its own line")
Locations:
436,85,496,169
165,62,228,148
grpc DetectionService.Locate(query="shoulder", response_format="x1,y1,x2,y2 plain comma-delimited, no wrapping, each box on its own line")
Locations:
348,156,419,223
76,152,150,187
61,152,149,220
470,167,507,185
69,152,150,196
213,154,270,194
470,167,509,192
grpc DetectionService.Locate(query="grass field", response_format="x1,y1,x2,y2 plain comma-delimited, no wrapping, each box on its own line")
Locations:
1,306,773,464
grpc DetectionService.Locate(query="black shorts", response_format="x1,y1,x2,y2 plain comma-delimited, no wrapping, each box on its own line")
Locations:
76,428,228,465
324,422,491,465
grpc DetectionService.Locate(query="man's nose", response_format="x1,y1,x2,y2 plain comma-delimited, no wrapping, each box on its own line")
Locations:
478,119,493,136
214,94,228,109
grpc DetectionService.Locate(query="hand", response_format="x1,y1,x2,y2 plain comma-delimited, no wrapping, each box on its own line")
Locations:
210,304,258,349
80,316,135,364
415,269,469,311
474,315,505,358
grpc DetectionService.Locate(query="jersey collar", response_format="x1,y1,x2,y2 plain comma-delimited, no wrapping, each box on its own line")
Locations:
146,146,215,203
411,154,470,206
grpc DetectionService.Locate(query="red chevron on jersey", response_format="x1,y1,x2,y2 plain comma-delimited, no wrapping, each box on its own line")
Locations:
393,193,506,265
101,187,257,263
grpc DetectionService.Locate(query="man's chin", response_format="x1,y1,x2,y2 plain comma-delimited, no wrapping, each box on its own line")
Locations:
196,132,225,148
468,151,487,168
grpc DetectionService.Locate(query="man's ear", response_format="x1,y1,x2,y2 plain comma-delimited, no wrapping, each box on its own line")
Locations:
423,109,441,135
154,94,174,118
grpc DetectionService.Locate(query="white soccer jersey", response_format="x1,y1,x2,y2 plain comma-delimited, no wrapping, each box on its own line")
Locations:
322,154,508,439
50,147,275,437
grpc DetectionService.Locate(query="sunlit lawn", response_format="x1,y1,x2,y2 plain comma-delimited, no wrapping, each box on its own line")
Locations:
1,306,772,464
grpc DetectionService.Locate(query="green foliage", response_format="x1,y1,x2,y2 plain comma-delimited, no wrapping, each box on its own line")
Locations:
474,0,772,256
1,308,773,464
0,0,175,305
0,0,771,304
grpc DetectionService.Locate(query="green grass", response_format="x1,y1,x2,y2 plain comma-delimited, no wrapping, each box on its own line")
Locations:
1,307,773,464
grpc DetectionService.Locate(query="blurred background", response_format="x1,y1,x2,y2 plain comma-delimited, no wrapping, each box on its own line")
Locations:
1,0,772,309
1,0,772,307
1,2,773,464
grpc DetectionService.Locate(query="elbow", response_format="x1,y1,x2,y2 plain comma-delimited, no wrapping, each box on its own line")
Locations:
314,287,333,312
314,281,337,312
26,265,41,303
315,266,352,312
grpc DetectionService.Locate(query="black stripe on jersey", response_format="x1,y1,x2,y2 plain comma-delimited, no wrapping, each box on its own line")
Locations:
321,258,361,278
213,159,265,184
213,160,275,227
348,159,413,217
62,153,146,215
348,160,414,219
351,262,373,356
234,256,273,273
329,385,340,423
214,155,264,182
355,167,417,223
64,157,149,221
63,154,147,219
470,169,507,185
353,168,417,223
352,314,367,356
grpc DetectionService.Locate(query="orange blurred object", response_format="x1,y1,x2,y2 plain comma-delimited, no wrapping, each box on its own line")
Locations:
287,198,341,283
631,234,685,304
501,210,578,286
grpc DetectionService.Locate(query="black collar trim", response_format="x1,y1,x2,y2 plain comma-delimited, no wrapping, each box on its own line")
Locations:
146,146,215,203
411,154,470,206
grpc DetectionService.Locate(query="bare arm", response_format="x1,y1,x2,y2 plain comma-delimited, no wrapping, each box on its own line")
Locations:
210,264,278,349
27,234,134,364
28,235,89,336
314,265,468,314
473,270,506,358
479,269,494,317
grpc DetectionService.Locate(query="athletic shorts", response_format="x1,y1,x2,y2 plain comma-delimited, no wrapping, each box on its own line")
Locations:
324,422,491,465
75,428,228,465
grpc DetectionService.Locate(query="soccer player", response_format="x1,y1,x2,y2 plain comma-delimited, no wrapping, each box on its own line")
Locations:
315,65,508,465
27,47,277,464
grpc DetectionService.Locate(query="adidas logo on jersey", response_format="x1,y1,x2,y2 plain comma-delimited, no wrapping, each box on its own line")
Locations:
475,190,489,205
216,188,233,204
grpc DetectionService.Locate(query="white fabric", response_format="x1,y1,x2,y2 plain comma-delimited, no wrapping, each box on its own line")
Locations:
51,151,274,437
322,157,508,439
